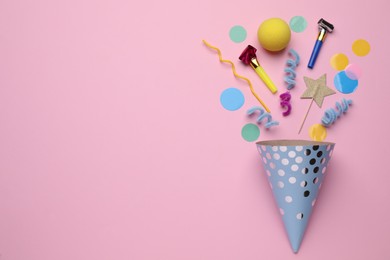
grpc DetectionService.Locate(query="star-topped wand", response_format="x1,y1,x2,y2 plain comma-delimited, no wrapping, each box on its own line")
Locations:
298,74,335,134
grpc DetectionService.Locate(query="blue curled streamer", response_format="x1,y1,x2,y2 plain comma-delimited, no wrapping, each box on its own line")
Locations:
284,49,300,90
247,106,279,129
321,98,353,127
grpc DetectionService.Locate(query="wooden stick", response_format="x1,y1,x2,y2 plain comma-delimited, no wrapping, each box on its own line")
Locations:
298,98,315,134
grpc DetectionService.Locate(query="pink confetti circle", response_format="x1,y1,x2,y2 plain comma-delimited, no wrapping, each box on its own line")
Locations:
345,63,362,80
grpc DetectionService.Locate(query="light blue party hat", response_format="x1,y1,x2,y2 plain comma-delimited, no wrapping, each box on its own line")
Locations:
256,140,335,253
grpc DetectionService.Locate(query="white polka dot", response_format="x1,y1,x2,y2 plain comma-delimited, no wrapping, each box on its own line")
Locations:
266,153,271,159
261,145,267,151
266,170,271,176
278,169,285,176
272,146,278,152
281,159,289,165
296,146,303,152
300,181,307,187
273,153,280,160
257,147,262,154
277,181,284,188
285,196,293,203
319,183,322,189
329,149,334,157
289,177,296,184
288,151,296,158
296,213,304,220
263,157,267,164
322,166,327,174
269,182,273,189
280,208,285,215
295,156,303,164
321,158,326,164
270,162,276,169
279,146,287,152
326,145,331,151
312,199,316,206
291,164,299,172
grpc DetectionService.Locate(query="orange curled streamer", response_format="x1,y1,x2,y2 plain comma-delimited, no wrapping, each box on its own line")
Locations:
203,40,271,113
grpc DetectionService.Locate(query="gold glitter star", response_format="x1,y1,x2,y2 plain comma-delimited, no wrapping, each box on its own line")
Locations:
301,74,336,108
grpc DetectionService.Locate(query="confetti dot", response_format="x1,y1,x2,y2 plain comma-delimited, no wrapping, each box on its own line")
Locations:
270,162,276,169
289,177,296,184
334,71,359,94
273,153,281,160
241,123,260,142
302,168,309,174
345,63,362,80
310,158,316,165
278,181,285,188
289,16,307,33
317,151,323,157
229,25,247,43
295,146,303,152
278,169,285,176
220,88,245,111
304,190,310,197
296,213,304,220
330,53,349,71
295,157,303,164
291,164,299,172
266,153,272,159
352,39,370,56
282,158,289,165
309,124,327,141
305,149,311,156
313,177,319,184
288,151,296,158
313,167,319,173
285,196,293,203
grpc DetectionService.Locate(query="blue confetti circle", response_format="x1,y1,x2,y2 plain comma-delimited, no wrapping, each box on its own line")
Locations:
220,88,245,111
334,71,359,94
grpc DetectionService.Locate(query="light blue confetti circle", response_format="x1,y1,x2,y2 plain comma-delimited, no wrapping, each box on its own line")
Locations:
289,16,308,33
220,87,245,111
334,71,359,94
229,25,247,43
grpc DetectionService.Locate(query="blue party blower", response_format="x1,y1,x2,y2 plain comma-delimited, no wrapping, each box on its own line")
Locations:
308,19,334,69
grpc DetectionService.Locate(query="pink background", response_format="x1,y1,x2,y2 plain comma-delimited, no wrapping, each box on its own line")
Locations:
1,0,389,259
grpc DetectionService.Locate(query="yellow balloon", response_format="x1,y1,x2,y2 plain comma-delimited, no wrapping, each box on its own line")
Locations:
258,18,291,52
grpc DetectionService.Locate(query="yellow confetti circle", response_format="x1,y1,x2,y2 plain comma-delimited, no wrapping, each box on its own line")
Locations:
352,39,370,56
330,53,349,71
309,124,327,141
